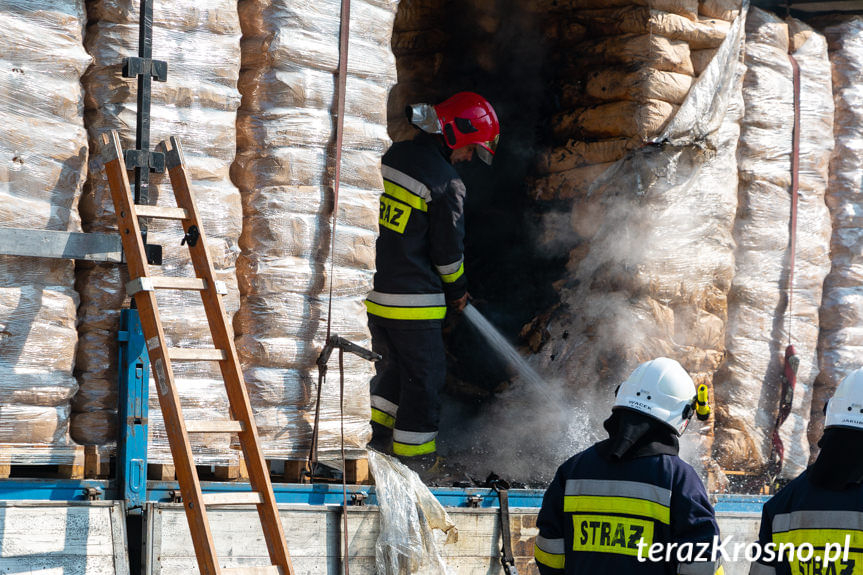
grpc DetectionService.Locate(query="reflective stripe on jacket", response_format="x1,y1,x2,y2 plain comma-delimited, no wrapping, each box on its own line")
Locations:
368,133,467,326
535,444,721,575
751,471,863,575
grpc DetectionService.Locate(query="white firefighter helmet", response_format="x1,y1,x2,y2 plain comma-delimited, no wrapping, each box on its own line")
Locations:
613,357,697,436
824,368,863,431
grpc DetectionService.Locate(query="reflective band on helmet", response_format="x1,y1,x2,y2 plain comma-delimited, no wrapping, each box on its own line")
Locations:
392,439,436,457
383,180,427,212
533,545,565,570
371,408,395,429
439,262,464,284
365,301,447,321
564,496,670,525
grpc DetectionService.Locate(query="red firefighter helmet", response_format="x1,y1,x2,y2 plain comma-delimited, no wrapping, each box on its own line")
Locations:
433,92,500,165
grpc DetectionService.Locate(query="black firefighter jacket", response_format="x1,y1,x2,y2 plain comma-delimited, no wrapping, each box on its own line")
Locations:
366,133,468,327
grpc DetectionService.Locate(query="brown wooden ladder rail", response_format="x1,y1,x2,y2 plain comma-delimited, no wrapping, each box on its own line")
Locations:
99,130,294,575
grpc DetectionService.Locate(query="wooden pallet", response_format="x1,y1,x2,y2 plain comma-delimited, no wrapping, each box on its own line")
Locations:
0,445,86,479
84,445,113,479
280,457,371,485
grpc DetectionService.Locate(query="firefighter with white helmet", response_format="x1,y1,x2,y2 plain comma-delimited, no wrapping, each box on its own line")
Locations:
750,368,863,575
366,92,500,467
534,357,723,574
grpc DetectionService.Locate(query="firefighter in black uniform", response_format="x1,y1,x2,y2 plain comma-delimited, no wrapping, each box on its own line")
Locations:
750,368,863,575
366,92,499,464
535,358,724,575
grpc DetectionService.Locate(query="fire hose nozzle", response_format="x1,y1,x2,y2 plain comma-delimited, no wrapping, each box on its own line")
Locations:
696,384,711,421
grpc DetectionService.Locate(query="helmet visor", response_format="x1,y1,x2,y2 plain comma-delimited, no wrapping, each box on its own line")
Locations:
476,134,499,165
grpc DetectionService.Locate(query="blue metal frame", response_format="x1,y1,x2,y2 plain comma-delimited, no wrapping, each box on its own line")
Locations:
146,481,547,508
713,494,770,514
0,479,117,501
118,309,150,514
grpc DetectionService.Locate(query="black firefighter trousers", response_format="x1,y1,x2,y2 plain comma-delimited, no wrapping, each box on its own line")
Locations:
368,316,446,457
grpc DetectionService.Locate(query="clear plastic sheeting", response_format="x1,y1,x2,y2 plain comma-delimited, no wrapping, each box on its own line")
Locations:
367,450,457,575
530,4,746,486
814,16,863,451
234,0,397,460
76,0,242,462
715,9,833,478
0,1,91,457
533,0,741,272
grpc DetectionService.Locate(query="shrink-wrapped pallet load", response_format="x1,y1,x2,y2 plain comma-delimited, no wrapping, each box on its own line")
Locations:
76,1,242,463
0,2,90,460
528,7,746,482
233,0,398,459
532,0,740,270
713,9,833,478
814,17,863,451
387,0,451,141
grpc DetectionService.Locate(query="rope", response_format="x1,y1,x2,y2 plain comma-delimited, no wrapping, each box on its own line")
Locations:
327,2,352,574
326,0,352,341
786,50,801,346
768,45,802,483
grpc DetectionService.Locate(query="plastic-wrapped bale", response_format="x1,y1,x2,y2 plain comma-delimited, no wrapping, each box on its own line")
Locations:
692,0,743,76
531,0,738,261
713,10,833,478
529,9,745,482
388,0,451,142
814,17,863,452
77,1,242,463
0,2,90,462
233,0,397,460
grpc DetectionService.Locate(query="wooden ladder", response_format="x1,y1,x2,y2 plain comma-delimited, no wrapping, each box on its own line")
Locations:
98,130,294,575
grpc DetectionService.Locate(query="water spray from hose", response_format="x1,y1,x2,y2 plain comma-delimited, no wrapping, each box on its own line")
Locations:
462,303,564,406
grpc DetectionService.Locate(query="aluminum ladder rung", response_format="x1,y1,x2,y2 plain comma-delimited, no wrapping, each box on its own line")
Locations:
134,205,189,220
167,348,228,361
185,420,244,433
202,492,263,506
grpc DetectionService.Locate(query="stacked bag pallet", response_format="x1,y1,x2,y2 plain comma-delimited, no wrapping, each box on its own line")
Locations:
529,3,746,483
813,16,863,451
387,0,451,142
0,2,91,461
532,0,734,202
77,0,243,464
232,0,398,459
713,9,833,478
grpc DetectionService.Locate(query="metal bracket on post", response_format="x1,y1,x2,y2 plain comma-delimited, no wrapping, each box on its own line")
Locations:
118,308,150,515
121,0,168,260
